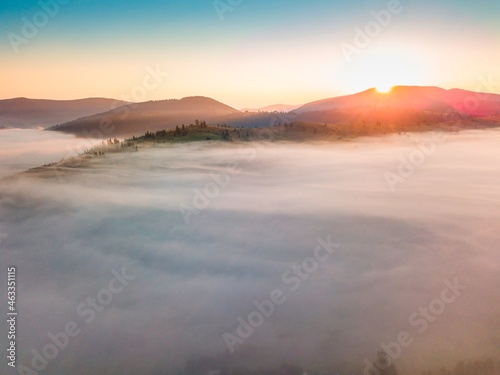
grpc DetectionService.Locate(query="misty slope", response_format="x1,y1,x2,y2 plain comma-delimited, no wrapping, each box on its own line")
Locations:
49,96,242,137
293,86,500,129
0,97,130,128
46,87,500,138
296,86,500,115
241,104,303,113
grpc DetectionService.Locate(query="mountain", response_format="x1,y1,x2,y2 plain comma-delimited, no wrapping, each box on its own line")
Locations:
297,86,500,115
48,96,241,137
241,104,302,113
294,86,500,127
45,87,500,138
0,97,130,129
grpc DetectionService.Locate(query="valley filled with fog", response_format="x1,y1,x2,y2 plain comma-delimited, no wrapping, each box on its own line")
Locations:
1,130,499,375
0,129,101,179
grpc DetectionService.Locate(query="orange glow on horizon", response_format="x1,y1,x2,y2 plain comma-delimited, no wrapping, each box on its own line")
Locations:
376,85,393,94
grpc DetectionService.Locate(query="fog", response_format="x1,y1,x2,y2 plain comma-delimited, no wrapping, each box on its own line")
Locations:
1,130,499,375
0,129,101,179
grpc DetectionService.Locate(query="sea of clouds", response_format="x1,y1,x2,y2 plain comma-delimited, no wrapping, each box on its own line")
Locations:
0,130,499,375
0,129,102,179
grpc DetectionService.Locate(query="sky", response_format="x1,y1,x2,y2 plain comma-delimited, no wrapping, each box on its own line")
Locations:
1,0,500,108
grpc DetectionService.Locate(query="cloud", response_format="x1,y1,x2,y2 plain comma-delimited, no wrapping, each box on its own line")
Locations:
1,130,499,374
0,129,102,179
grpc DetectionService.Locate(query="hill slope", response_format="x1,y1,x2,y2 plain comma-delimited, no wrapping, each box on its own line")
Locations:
241,104,302,113
294,86,500,128
45,87,500,137
297,86,500,115
0,97,130,128
49,96,242,137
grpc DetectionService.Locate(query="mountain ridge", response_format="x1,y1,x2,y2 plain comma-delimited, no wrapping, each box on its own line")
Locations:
48,96,242,137
3,86,500,136
296,86,500,116
0,97,130,128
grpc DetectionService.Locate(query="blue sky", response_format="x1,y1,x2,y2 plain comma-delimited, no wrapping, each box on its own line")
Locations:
1,0,499,107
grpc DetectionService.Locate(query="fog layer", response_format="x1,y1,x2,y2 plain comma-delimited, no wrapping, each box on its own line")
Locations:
1,130,499,375
0,129,101,178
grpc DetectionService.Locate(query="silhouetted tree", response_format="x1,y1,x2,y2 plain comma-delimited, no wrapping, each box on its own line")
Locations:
221,129,231,141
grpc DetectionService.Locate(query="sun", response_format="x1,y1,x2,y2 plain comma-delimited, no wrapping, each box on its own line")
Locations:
334,48,427,94
376,84,394,94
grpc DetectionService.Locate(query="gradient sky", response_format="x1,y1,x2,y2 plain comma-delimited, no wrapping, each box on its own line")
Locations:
1,0,499,108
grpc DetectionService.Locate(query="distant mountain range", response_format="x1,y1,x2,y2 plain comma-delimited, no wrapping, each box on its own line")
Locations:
241,104,302,113
296,86,500,115
292,86,500,128
0,97,129,128
2,86,500,137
